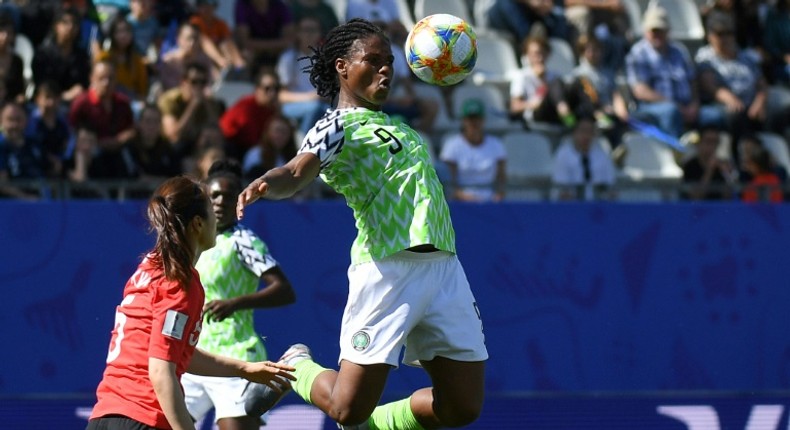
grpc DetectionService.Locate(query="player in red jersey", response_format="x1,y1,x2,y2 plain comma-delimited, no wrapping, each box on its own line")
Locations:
87,176,296,430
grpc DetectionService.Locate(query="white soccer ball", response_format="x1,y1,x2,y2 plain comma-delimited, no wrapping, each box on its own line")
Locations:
404,14,477,86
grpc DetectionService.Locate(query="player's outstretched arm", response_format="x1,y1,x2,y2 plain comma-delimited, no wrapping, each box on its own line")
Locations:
187,348,296,390
237,153,321,219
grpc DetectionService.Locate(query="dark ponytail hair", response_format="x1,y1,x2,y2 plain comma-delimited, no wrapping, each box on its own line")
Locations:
147,176,209,287
304,18,389,101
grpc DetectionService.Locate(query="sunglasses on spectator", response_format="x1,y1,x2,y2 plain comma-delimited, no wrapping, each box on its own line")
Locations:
189,78,208,86
260,85,280,92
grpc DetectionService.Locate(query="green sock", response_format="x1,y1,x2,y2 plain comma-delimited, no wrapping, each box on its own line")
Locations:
291,360,328,405
367,397,425,430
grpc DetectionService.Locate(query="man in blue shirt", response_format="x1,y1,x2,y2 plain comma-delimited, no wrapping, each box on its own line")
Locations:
625,7,708,137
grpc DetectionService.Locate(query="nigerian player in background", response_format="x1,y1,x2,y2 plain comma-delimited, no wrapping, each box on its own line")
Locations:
181,159,297,429
87,176,295,430
236,18,488,430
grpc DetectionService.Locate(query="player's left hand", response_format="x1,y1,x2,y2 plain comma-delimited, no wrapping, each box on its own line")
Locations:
204,299,237,322
236,178,269,220
242,361,296,388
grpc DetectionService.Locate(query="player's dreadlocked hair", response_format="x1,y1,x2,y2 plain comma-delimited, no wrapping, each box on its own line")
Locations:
304,18,390,101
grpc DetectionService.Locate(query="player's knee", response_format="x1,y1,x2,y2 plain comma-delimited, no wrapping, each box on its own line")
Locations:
435,398,483,427
438,405,481,428
329,403,375,427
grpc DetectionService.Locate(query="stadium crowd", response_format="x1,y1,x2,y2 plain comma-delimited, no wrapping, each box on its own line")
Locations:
0,0,789,203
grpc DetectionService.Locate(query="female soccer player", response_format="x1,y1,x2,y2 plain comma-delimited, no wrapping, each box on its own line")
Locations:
236,18,488,430
87,176,295,430
182,160,296,429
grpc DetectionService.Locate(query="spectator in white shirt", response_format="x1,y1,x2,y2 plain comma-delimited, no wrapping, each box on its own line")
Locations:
552,113,616,200
440,99,507,202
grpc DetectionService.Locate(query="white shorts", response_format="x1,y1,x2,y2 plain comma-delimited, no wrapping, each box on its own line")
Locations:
339,250,488,368
182,373,260,423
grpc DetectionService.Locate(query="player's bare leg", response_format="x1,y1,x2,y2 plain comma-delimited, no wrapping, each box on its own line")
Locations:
417,357,485,428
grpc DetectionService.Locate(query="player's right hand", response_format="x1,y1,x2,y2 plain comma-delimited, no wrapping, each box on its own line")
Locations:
236,179,269,220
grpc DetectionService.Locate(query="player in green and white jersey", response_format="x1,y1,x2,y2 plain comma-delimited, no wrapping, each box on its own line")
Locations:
237,19,487,430
183,160,296,430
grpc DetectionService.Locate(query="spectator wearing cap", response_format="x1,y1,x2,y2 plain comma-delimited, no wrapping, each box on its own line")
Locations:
551,113,616,201
625,7,707,138
695,11,767,157
440,99,507,202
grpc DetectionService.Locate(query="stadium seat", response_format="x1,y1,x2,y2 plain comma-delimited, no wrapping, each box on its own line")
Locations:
473,0,496,30
413,0,472,23
337,0,415,28
546,37,577,76
502,130,554,178
471,30,521,86
767,85,790,117
557,134,613,155
622,0,644,37
501,130,554,200
451,82,520,132
213,81,255,108
648,0,705,42
621,131,683,179
518,37,577,78
412,82,458,134
757,132,790,174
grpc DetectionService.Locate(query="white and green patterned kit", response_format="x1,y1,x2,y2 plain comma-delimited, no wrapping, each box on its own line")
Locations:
299,107,456,264
195,225,278,360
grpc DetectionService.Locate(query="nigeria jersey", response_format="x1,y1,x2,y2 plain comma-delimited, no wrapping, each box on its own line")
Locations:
298,107,456,264
194,224,278,360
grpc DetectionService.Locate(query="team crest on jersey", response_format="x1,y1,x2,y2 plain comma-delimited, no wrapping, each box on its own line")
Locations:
351,331,370,351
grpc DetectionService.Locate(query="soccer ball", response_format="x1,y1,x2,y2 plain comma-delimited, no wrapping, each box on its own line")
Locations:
404,14,477,86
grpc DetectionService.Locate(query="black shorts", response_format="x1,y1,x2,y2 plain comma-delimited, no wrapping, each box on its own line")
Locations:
86,415,163,430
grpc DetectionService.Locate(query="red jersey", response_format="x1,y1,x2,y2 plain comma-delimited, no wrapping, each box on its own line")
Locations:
90,255,205,429
68,88,134,140
742,173,784,203
219,95,277,152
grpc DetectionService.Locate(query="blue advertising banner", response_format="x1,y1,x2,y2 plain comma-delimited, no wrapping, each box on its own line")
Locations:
1,201,789,427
